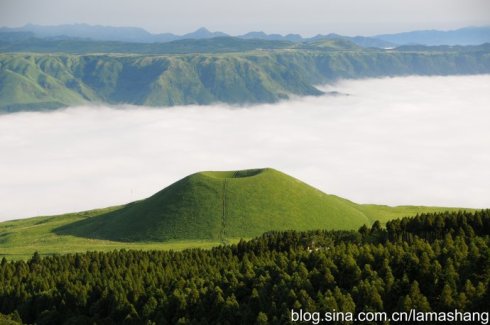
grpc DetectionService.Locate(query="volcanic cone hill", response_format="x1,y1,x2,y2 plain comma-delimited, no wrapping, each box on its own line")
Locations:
55,168,371,242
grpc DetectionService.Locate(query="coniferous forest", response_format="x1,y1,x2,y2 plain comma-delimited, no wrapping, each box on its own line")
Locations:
0,210,489,324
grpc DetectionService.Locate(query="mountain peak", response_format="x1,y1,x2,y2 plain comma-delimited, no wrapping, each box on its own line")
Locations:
195,27,210,33
182,27,229,39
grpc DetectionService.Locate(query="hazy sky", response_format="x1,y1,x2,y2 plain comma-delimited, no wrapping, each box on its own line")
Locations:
1,75,489,221
1,0,489,36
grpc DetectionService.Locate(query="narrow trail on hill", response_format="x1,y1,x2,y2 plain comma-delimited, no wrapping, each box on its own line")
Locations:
220,179,228,244
220,172,239,244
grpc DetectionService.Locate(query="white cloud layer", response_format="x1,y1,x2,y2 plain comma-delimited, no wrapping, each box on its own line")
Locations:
1,75,489,221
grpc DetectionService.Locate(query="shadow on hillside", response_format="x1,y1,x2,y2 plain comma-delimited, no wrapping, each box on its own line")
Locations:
53,203,139,242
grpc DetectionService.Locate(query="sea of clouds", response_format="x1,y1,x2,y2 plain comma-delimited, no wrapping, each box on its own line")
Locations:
1,75,489,221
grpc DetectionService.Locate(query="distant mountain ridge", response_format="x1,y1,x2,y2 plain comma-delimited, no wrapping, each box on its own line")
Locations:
375,26,490,46
2,24,489,47
0,24,230,43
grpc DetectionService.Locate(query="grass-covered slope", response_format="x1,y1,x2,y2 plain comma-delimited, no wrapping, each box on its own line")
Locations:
1,42,490,112
0,52,322,111
0,55,97,111
0,168,472,259
55,168,370,241
0,207,224,261
51,168,473,242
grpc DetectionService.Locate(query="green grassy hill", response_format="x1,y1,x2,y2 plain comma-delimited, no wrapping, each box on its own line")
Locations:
55,168,370,242
1,42,490,112
0,168,472,259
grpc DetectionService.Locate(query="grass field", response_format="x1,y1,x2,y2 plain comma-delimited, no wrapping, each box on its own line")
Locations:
0,168,473,260
0,206,241,260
